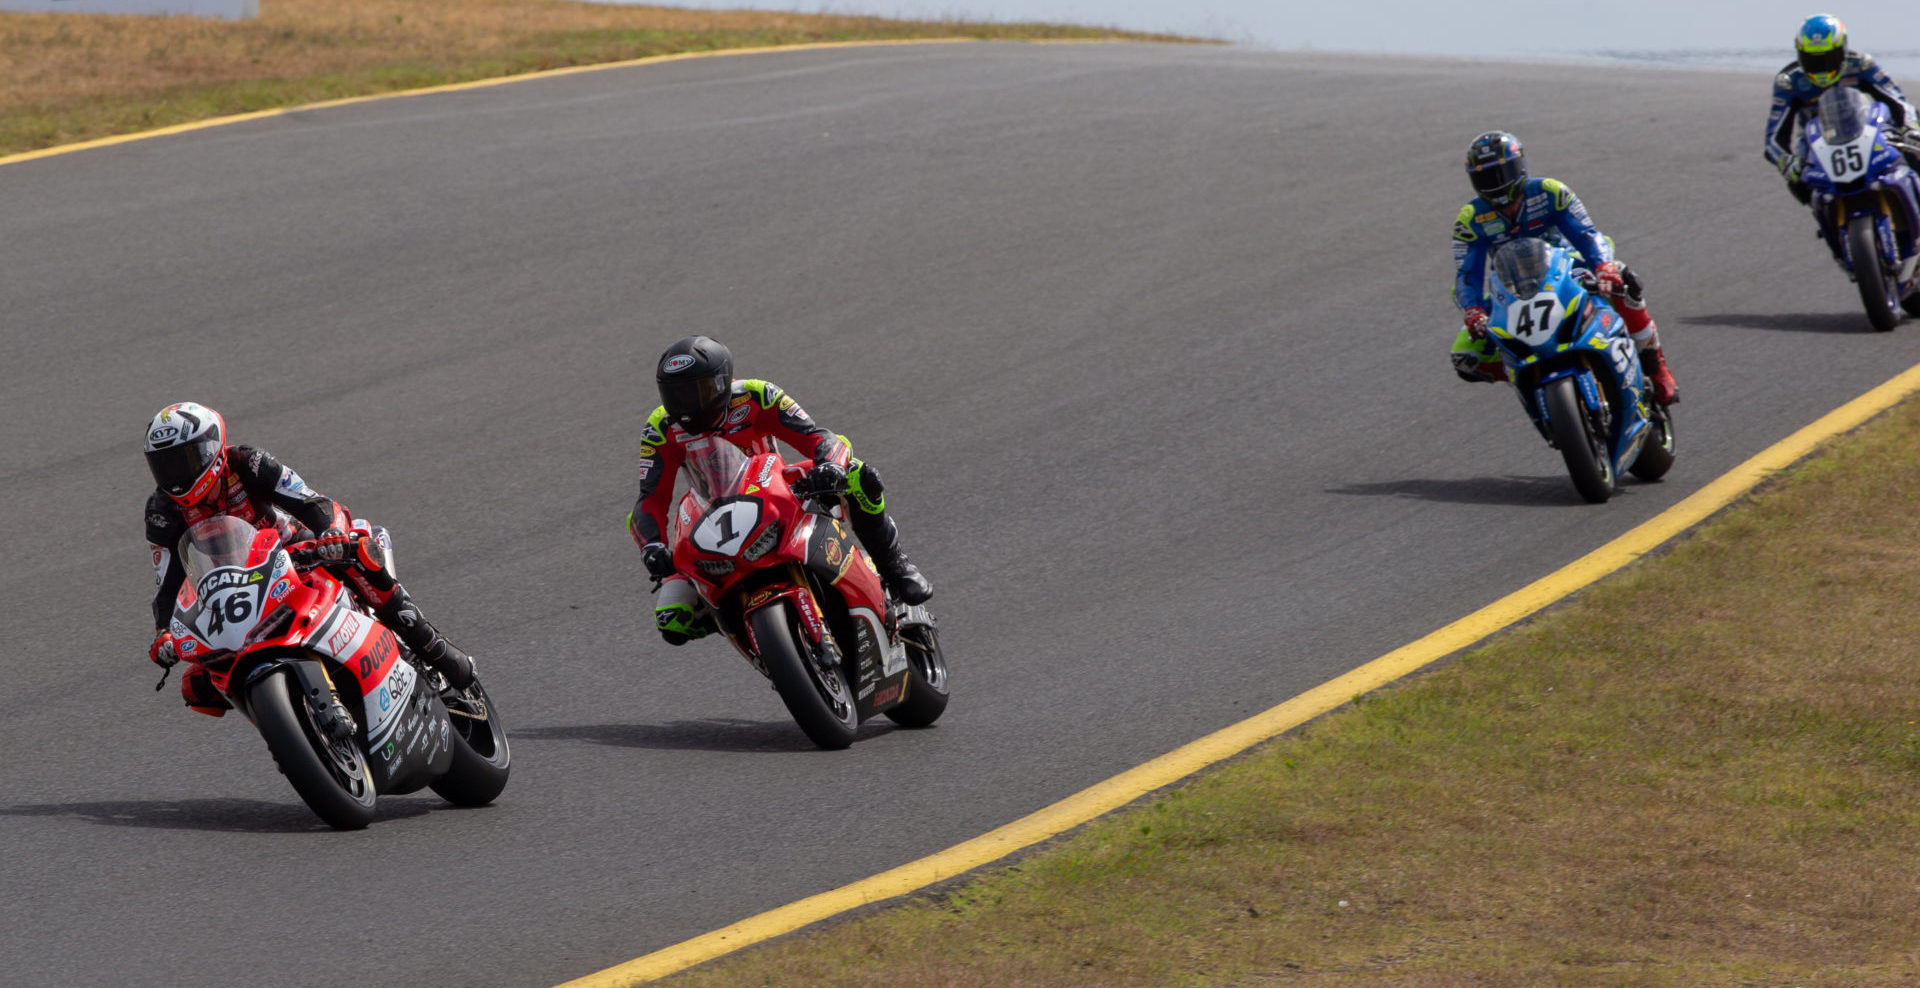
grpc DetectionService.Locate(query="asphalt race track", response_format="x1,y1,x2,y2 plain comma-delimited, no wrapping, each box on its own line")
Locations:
4,42,1915,987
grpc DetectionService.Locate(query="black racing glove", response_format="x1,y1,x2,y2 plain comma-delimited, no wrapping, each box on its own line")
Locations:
641,542,675,580
803,461,846,495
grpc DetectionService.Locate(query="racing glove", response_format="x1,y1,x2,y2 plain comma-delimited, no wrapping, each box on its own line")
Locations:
1592,261,1625,296
1777,153,1805,184
641,542,676,581
315,527,354,563
803,461,847,495
149,629,178,668
1462,306,1490,340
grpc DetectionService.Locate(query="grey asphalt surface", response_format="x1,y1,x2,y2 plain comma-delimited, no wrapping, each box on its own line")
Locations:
2,42,1914,988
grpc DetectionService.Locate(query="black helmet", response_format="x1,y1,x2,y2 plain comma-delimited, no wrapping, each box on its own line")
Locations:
657,336,733,432
1466,131,1527,207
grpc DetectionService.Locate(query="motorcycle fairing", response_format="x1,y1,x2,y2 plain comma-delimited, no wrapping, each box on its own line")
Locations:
1489,241,1656,477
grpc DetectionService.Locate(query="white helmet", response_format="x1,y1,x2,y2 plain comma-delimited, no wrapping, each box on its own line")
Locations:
143,402,228,508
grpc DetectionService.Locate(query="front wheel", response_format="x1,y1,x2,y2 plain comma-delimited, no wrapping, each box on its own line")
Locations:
250,668,377,830
1544,376,1612,504
884,623,950,729
429,677,511,807
1847,214,1900,331
751,602,858,750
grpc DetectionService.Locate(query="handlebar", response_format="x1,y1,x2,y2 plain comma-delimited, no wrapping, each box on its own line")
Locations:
286,540,320,569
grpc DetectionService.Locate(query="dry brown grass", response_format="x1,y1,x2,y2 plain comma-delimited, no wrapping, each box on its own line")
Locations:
656,401,1920,985
0,0,1169,154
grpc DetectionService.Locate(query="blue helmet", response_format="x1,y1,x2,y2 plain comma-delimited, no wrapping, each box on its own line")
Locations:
1795,14,1848,89
1466,131,1527,207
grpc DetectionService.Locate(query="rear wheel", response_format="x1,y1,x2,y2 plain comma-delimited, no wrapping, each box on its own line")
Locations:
1544,376,1612,504
251,668,377,830
884,623,950,729
1848,215,1900,331
751,602,858,750
429,677,511,807
1627,403,1676,482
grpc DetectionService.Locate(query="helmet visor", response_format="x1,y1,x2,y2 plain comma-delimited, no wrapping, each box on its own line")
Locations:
1799,45,1845,83
1470,157,1525,204
146,438,221,497
660,374,730,430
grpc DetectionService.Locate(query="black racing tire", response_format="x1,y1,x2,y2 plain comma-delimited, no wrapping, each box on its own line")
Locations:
1627,403,1676,482
884,623,950,729
1545,376,1612,504
250,668,377,830
1848,215,1900,331
751,602,858,750
429,677,511,807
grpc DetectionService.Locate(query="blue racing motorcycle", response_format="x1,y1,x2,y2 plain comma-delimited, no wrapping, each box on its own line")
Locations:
1483,239,1675,503
1797,85,1920,331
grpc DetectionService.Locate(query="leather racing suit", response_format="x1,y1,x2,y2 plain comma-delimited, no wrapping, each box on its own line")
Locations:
1765,51,1919,189
1449,176,1667,385
145,445,461,714
626,379,903,642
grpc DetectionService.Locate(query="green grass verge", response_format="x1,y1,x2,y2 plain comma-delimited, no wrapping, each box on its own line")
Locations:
0,22,1177,158
659,399,1920,984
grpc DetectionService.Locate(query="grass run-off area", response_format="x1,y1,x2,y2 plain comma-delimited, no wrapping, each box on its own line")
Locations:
663,399,1920,985
0,0,1177,158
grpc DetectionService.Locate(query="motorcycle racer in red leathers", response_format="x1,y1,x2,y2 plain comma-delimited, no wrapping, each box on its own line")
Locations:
628,336,933,645
142,402,474,715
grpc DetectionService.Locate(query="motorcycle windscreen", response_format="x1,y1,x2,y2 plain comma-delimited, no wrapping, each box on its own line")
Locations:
1817,86,1873,144
178,515,279,588
1490,238,1553,300
681,436,751,503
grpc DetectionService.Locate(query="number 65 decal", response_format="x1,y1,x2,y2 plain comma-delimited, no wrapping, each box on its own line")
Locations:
692,500,762,556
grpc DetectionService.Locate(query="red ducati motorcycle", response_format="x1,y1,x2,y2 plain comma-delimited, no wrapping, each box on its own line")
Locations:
665,436,949,749
163,516,510,829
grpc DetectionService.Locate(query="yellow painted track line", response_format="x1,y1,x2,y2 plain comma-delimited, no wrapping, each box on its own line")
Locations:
0,38,998,170
561,361,1920,986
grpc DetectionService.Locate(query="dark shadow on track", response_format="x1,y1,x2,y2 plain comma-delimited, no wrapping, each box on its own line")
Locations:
0,797,431,833
517,719,844,753
1679,312,1870,334
1325,475,1626,506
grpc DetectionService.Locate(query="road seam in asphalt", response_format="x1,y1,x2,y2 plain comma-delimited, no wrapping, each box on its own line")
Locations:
559,361,1920,986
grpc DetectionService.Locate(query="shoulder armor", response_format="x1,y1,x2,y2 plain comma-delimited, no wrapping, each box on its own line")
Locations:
640,408,668,447
1539,177,1572,209
1850,51,1877,72
737,379,783,408
1452,203,1479,242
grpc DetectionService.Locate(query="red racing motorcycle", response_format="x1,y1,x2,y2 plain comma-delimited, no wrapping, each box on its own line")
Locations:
665,436,949,749
163,516,510,829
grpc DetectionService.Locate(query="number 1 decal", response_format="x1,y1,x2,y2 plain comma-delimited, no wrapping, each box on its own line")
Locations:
692,501,761,556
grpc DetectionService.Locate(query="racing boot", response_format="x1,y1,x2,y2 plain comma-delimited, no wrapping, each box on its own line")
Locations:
849,511,933,605
375,584,476,691
1640,346,1679,406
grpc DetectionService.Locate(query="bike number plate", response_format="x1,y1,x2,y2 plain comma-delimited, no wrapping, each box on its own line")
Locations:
1814,134,1873,183
691,500,761,557
1504,293,1561,345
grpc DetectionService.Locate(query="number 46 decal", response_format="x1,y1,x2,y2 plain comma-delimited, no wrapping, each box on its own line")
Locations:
692,500,762,556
